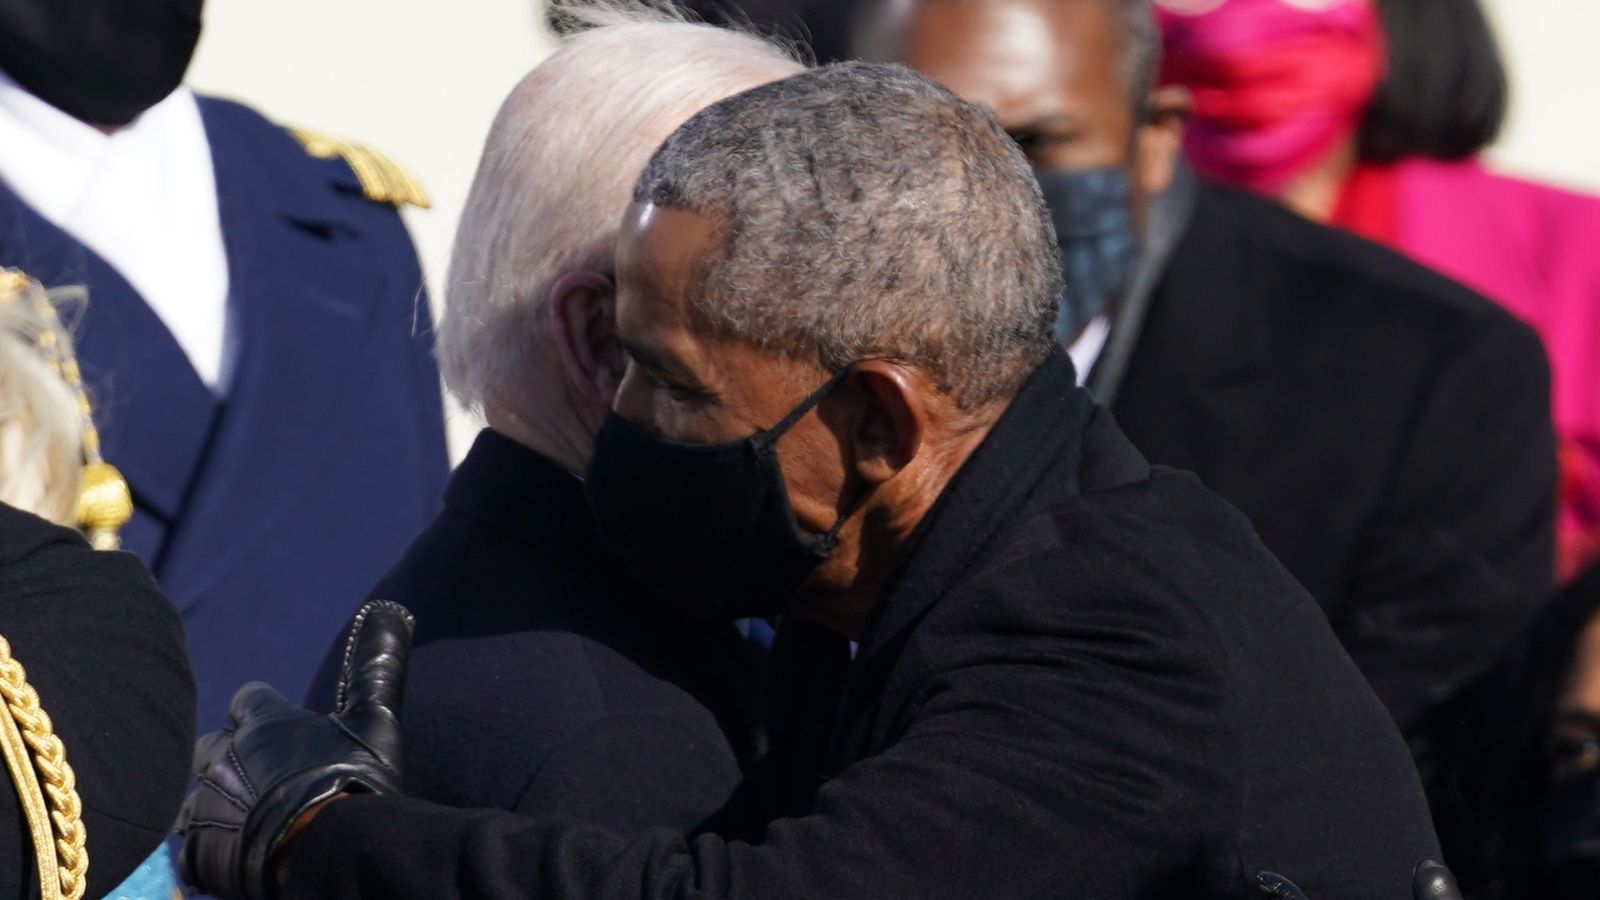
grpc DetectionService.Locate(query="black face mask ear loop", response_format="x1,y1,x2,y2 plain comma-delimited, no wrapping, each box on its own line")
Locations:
755,364,877,558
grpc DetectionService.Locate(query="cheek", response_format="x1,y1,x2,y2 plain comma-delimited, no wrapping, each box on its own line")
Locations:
772,424,851,531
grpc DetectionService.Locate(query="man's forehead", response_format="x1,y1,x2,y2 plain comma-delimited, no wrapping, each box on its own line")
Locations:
887,0,1124,121
614,202,719,341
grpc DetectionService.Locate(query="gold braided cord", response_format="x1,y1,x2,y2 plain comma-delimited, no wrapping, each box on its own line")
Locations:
0,633,86,900
0,661,58,900
0,268,132,550
289,127,432,209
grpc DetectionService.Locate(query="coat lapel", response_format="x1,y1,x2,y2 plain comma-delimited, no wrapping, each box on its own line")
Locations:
0,178,219,562
825,353,1092,771
154,100,390,606
1088,164,1199,405
1110,184,1279,498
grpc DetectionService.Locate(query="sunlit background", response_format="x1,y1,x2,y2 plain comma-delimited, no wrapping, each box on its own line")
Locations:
185,0,1600,456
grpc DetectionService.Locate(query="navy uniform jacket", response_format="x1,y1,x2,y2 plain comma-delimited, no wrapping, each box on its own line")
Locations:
306,429,762,835
283,352,1440,900
0,96,449,723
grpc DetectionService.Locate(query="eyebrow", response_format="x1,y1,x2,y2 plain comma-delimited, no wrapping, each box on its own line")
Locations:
620,339,718,398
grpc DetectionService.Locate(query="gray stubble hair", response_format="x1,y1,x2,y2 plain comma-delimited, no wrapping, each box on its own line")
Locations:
635,61,1062,410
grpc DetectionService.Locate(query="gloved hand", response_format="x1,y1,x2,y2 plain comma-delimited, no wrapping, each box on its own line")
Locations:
177,600,415,900
1257,872,1310,899
1412,860,1464,900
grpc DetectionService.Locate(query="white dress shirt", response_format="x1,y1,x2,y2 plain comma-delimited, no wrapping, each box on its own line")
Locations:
1067,314,1110,387
0,70,232,392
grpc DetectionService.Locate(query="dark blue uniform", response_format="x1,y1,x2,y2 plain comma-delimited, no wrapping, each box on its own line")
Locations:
0,96,449,723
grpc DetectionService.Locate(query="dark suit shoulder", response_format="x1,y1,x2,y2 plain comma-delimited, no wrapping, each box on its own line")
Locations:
1199,184,1532,344
958,466,1289,640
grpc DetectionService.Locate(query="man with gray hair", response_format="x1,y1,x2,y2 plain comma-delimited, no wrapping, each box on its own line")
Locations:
298,6,802,835
183,62,1443,900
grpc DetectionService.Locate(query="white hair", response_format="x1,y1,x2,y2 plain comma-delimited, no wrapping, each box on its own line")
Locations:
437,0,804,415
0,279,84,528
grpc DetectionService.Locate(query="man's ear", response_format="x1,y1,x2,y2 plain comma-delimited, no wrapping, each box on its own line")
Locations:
547,270,624,405
839,361,926,485
1132,84,1192,200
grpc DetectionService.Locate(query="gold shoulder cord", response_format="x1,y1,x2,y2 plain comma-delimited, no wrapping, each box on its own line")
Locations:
0,268,133,551
289,127,432,209
0,633,86,900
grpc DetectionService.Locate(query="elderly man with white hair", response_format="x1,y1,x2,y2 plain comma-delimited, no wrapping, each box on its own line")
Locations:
299,6,802,836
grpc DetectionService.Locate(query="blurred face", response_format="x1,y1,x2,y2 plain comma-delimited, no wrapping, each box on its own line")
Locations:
608,201,858,567
869,0,1186,219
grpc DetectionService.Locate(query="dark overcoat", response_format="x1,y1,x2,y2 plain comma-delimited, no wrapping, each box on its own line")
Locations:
306,429,762,836
283,352,1441,900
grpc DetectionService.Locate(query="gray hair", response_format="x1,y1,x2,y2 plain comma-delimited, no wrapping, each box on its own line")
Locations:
634,61,1061,409
437,0,803,415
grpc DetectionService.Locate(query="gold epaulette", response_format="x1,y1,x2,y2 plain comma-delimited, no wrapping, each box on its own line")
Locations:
289,128,432,210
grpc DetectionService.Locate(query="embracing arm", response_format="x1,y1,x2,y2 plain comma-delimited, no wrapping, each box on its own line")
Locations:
280,603,1232,899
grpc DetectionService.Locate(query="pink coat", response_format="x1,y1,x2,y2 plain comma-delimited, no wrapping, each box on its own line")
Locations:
1385,159,1600,577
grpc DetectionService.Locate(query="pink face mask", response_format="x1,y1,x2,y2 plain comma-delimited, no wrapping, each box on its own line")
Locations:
1157,0,1385,194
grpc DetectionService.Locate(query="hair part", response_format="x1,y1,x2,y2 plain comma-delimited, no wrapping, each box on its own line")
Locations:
1358,0,1508,162
634,61,1062,410
438,0,803,415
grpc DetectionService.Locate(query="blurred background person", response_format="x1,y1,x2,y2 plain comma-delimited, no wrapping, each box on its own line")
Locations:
855,1,1551,893
0,268,194,899
1154,1,1600,892
305,4,801,834
0,0,450,724
1157,0,1599,588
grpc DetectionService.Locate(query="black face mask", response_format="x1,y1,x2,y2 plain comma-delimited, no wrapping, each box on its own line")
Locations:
585,368,858,621
0,0,204,126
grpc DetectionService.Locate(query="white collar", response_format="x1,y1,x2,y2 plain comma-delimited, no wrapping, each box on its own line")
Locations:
0,68,193,223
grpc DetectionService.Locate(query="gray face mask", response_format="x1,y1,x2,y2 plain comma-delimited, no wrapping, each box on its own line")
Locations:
1034,166,1140,344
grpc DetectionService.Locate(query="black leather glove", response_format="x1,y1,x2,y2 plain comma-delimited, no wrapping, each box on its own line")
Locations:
1413,859,1464,900
177,600,415,900
1257,872,1310,899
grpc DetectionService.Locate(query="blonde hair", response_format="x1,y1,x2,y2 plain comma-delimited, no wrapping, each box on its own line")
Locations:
0,274,84,529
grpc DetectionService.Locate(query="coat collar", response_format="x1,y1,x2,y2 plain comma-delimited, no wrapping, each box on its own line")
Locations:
855,349,1093,667
1148,182,1277,385
1088,163,1199,404
443,429,609,570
